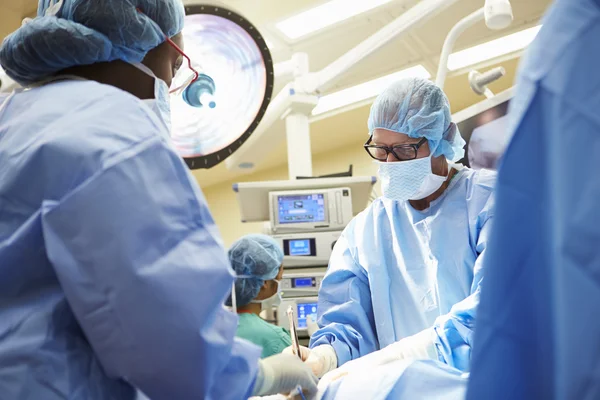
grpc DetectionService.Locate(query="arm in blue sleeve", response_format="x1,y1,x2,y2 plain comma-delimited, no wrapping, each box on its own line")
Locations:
41,136,261,400
432,214,493,371
309,231,378,366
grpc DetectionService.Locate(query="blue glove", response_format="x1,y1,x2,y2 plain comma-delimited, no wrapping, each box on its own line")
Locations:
253,353,318,397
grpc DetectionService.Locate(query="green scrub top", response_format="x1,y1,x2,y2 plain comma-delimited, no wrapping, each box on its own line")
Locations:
236,313,292,358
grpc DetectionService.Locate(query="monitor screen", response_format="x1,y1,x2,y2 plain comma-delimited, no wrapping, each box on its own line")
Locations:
288,239,311,256
292,277,315,288
456,100,511,171
277,194,325,225
297,302,318,329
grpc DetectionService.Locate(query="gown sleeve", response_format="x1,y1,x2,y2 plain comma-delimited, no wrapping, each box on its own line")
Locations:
309,229,379,366
432,198,494,371
41,134,261,400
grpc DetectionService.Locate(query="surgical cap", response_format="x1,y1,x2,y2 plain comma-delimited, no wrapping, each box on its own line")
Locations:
368,77,466,162
226,234,284,308
0,0,185,86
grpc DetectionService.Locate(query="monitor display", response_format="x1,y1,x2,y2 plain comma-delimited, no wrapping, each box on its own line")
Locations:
289,239,311,256
456,99,511,171
297,302,318,329
277,194,325,225
292,277,314,288
283,238,317,257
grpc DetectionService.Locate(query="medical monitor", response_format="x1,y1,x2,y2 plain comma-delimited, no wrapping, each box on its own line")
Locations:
296,302,318,329
268,188,353,234
453,88,513,171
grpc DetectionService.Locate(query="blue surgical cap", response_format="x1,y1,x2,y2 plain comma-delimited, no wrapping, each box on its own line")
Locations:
367,77,466,162
226,234,284,308
0,0,185,86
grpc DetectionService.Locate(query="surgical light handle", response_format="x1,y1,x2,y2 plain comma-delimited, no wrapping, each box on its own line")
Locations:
469,67,506,96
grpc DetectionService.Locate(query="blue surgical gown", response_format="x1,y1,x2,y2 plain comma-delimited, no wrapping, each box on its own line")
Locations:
320,360,468,400
0,80,261,399
468,0,600,399
310,167,495,371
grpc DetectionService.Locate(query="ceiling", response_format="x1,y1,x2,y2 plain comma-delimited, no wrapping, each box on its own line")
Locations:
188,0,552,187
0,0,553,188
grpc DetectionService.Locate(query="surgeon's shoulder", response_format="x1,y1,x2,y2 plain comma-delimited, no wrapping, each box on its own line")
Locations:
461,167,497,217
338,199,381,242
38,80,167,161
472,167,497,190
35,80,164,144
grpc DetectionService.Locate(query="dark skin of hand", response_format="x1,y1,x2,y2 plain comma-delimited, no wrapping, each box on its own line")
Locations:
372,127,457,211
58,33,185,101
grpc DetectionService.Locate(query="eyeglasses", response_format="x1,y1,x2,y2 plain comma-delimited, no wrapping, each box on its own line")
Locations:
364,136,428,162
136,8,199,95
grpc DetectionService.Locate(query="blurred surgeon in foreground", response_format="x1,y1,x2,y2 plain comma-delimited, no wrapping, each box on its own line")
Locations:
290,77,496,379
0,0,316,398
468,0,600,398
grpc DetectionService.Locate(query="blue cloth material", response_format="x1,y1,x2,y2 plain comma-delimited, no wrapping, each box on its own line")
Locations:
310,167,495,372
368,77,466,162
0,79,261,399
226,234,284,307
467,0,600,399
0,0,185,86
320,359,468,400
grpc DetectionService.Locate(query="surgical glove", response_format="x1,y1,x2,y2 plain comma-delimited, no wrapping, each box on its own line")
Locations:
252,353,318,397
283,344,338,378
306,315,319,337
318,328,438,389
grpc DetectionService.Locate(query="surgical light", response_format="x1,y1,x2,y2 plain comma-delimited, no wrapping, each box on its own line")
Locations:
275,0,394,40
171,4,274,170
447,25,541,71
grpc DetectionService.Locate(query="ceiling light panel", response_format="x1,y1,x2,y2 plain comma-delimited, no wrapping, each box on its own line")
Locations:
447,25,542,71
312,65,431,116
276,0,394,40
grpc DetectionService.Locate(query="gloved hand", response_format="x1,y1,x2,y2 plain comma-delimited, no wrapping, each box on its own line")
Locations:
318,328,438,390
283,344,338,378
252,353,318,398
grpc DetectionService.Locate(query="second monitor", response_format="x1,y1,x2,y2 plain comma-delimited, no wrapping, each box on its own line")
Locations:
268,187,353,234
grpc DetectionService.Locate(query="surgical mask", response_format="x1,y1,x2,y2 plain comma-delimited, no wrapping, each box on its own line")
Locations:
131,63,171,133
251,279,282,310
377,155,447,201
230,278,282,313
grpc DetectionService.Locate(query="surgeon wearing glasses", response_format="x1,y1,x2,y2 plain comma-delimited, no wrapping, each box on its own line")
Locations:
288,77,496,380
0,0,317,399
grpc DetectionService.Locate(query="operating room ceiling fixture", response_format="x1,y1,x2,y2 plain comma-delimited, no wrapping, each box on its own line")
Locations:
171,4,274,170
275,0,394,40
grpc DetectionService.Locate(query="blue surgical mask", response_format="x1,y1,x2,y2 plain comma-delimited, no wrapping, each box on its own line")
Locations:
377,155,447,201
132,63,171,134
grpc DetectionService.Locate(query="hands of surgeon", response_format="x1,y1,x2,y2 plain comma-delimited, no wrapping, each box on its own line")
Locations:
252,353,318,398
283,344,338,378
318,328,439,388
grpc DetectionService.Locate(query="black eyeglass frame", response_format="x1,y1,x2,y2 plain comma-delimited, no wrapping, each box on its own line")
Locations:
363,136,428,161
